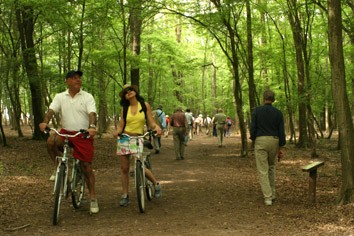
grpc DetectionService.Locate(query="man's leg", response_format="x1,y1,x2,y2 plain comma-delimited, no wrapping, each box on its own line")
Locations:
81,161,99,213
46,134,63,180
255,137,272,204
81,161,96,199
185,126,191,144
179,129,186,159
173,128,181,159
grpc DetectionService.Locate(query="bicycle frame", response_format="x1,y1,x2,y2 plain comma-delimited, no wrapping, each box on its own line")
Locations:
50,129,84,195
53,136,70,195
45,128,88,225
118,131,155,212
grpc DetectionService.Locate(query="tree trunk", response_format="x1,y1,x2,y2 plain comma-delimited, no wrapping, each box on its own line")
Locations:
147,43,154,105
246,0,257,112
171,20,184,103
287,0,309,148
224,21,247,157
77,0,86,70
211,54,217,114
210,0,248,157
15,4,44,140
328,0,354,204
129,0,142,87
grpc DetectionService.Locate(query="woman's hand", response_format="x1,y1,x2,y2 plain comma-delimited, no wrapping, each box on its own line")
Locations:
113,129,121,138
154,125,162,135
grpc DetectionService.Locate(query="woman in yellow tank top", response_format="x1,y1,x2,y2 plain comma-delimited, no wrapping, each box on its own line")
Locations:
114,84,162,207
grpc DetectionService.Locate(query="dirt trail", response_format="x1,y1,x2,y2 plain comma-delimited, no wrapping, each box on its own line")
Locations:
0,128,353,235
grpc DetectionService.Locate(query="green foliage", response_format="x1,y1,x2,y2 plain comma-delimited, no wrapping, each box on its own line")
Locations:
0,0,351,134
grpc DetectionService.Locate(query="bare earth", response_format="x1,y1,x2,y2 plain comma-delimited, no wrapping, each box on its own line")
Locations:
1,126,354,236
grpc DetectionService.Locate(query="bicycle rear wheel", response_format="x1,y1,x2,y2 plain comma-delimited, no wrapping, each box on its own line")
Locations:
144,154,153,201
135,160,145,213
53,164,65,225
71,160,85,209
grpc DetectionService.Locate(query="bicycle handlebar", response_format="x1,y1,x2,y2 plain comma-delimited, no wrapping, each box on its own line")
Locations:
44,127,89,138
118,130,157,139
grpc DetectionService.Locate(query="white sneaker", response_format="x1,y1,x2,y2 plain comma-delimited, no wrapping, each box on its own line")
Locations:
264,200,272,206
90,199,99,214
49,170,56,181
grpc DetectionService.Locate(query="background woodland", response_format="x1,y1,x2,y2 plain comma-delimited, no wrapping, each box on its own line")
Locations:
1,0,354,203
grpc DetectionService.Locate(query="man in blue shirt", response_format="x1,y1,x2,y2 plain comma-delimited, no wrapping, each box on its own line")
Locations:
250,89,286,206
152,105,166,154
184,108,194,145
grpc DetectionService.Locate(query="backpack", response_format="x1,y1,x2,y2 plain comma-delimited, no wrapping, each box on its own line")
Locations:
152,110,163,128
122,100,147,133
227,119,232,126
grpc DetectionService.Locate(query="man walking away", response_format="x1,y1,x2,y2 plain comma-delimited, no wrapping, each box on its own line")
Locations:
171,107,188,160
250,89,286,206
213,108,227,147
184,108,194,145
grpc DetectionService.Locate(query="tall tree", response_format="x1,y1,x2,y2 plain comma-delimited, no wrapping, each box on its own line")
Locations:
287,0,309,148
15,2,44,139
209,0,248,157
328,0,354,204
246,0,257,112
129,0,142,87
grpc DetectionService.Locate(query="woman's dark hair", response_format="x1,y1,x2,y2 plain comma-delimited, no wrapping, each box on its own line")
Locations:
120,91,145,110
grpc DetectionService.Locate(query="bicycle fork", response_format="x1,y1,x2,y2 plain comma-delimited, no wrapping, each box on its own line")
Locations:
135,159,146,189
53,159,69,198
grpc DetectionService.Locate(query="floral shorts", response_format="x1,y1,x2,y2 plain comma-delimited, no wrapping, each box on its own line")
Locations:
116,135,144,156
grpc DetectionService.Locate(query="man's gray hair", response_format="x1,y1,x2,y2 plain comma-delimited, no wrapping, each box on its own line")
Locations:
263,89,275,102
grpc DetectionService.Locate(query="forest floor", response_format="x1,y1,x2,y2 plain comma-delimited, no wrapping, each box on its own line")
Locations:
0,126,354,236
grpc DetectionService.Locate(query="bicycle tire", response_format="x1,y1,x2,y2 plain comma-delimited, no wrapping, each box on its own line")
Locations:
135,160,145,213
71,160,85,209
53,164,65,226
144,154,153,201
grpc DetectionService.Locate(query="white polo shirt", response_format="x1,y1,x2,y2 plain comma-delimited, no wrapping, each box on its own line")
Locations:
49,89,96,131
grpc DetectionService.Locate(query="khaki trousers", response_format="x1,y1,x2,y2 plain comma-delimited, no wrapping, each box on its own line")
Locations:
173,127,186,159
216,124,224,146
254,136,279,201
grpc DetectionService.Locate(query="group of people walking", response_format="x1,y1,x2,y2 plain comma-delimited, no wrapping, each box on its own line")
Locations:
39,69,286,218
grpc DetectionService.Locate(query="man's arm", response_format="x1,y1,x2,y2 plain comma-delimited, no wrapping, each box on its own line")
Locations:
88,112,97,137
89,112,97,126
39,109,55,132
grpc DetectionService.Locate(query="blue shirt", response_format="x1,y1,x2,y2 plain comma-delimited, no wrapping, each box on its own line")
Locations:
156,109,167,129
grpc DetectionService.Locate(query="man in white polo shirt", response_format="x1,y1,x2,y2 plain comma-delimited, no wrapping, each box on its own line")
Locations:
39,70,99,214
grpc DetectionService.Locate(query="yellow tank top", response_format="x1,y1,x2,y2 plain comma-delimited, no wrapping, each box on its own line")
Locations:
125,102,145,134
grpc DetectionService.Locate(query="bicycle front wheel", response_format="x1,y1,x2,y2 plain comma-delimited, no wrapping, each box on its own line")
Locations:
71,161,85,209
135,160,145,213
53,164,65,225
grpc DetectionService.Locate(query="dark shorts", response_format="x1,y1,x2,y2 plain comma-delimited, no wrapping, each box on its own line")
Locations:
59,129,94,163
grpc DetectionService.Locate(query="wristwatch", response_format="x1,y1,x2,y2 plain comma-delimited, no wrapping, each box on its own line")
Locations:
89,124,96,129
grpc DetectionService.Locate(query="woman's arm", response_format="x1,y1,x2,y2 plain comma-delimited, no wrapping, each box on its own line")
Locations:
113,108,125,137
